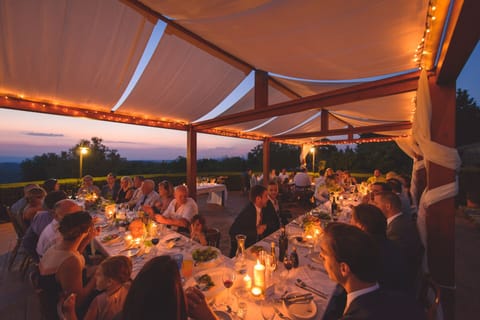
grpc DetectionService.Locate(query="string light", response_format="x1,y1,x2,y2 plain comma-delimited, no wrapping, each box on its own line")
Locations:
308,135,408,146
413,0,438,70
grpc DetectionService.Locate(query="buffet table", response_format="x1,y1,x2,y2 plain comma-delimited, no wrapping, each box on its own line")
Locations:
93,213,335,320
197,183,228,206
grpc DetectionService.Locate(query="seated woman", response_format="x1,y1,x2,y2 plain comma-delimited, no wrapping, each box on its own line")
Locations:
22,186,47,227
190,214,207,246
116,176,135,204
62,255,132,320
143,180,174,217
122,255,216,320
39,211,97,318
77,175,101,198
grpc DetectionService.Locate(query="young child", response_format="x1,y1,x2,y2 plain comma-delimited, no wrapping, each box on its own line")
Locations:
62,255,132,320
190,214,208,246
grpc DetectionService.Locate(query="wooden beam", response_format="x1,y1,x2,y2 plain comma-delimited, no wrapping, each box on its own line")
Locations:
268,77,302,100
194,71,420,130
255,70,268,109
272,122,412,141
263,138,271,186
347,125,354,140
186,126,197,200
120,0,252,74
0,95,188,131
436,0,480,84
321,110,329,131
425,74,456,320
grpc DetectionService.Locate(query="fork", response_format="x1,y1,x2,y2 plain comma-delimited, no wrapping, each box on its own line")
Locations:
273,306,292,320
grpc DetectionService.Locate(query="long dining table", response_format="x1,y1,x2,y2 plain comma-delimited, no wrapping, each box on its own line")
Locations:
93,212,337,320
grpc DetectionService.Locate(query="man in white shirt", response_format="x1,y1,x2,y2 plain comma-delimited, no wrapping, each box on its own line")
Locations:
293,167,311,187
128,175,144,208
134,179,160,210
154,185,198,230
36,199,82,258
319,223,425,320
278,168,289,184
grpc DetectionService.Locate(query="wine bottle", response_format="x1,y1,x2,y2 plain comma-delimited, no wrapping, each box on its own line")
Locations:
278,227,288,261
290,247,299,268
331,194,338,221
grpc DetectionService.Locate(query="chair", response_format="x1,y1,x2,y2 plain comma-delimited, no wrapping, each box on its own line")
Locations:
29,266,59,320
6,206,27,271
417,274,441,320
206,228,221,248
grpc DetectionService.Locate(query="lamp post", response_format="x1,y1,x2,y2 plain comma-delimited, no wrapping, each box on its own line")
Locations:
79,147,89,179
310,146,315,174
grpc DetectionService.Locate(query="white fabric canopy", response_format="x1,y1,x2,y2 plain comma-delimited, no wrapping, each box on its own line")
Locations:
0,0,153,111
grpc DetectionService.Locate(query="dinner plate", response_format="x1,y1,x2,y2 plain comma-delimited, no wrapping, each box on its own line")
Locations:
101,233,121,243
284,292,318,320
213,310,232,320
289,235,313,248
191,246,222,268
184,267,231,301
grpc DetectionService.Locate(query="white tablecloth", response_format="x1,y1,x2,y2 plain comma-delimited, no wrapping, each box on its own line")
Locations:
197,183,228,206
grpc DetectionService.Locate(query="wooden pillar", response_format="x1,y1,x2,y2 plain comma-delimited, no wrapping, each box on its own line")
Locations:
187,126,197,200
263,138,271,186
426,74,456,320
255,70,268,109
321,109,329,131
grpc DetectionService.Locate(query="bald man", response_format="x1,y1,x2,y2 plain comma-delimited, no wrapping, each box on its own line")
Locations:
36,199,82,258
154,185,198,231
134,179,160,210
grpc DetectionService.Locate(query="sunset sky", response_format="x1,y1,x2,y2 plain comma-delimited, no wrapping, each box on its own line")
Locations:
1,44,478,163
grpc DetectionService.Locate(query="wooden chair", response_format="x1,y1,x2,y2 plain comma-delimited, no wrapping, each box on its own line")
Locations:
417,274,441,320
206,228,221,248
6,206,27,271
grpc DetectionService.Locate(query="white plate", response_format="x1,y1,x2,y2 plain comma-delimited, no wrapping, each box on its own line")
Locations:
284,292,318,320
184,267,231,301
191,246,222,268
289,235,313,248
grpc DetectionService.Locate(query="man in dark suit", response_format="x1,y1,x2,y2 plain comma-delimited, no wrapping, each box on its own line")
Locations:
374,191,423,291
229,185,279,257
319,223,425,320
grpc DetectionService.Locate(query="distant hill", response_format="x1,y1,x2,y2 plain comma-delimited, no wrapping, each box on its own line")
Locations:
0,162,22,183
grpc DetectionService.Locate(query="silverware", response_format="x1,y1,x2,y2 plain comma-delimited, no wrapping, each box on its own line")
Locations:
295,279,328,299
273,306,292,320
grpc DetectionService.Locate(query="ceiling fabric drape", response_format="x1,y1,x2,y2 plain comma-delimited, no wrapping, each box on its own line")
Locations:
0,0,153,111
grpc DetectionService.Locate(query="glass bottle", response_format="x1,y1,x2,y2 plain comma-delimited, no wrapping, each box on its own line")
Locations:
234,234,247,274
278,227,288,261
290,247,299,268
270,241,277,271
331,193,338,221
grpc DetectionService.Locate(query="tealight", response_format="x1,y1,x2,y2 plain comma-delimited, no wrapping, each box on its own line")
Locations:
251,287,262,297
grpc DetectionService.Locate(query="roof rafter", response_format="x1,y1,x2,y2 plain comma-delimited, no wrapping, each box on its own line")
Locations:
435,0,480,84
194,70,421,130
271,121,412,141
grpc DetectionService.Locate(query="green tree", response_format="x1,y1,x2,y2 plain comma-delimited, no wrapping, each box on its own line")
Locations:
456,89,480,146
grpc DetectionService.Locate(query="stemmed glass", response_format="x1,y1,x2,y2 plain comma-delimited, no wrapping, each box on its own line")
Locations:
222,269,236,306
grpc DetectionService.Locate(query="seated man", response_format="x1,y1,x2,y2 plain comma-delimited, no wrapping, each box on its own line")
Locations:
128,175,145,208
36,199,83,258
320,223,425,320
134,179,160,210
373,191,423,292
153,185,198,233
101,172,120,200
366,169,386,184
22,190,67,260
229,185,279,257
293,167,311,188
77,175,101,197
264,181,290,226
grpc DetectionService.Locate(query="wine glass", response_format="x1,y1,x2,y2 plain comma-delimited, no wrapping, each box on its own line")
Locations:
151,237,159,255
261,299,275,320
283,256,293,278
222,269,236,306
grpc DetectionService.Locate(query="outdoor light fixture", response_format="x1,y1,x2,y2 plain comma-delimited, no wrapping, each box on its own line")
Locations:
79,146,89,179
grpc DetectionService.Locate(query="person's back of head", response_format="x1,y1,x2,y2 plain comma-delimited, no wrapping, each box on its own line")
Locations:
386,178,402,194
249,185,266,203
352,204,387,239
26,187,47,204
371,182,392,192
322,223,380,285
58,211,92,241
123,255,187,320
43,179,59,193
375,191,402,215
44,191,68,210
100,255,132,285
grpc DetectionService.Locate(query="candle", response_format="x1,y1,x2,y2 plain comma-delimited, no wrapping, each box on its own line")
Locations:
125,234,133,246
253,259,265,289
243,274,252,290
251,287,262,297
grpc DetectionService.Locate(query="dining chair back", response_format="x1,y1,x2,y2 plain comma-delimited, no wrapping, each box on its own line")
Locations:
206,228,221,248
6,206,26,271
417,274,441,320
